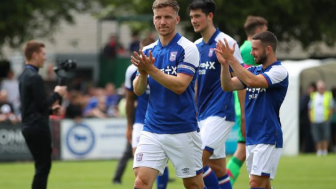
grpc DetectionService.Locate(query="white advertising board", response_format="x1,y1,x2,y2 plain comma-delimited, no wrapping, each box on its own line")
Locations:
61,118,127,160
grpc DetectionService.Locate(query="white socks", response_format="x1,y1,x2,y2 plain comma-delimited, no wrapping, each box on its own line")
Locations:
317,150,328,156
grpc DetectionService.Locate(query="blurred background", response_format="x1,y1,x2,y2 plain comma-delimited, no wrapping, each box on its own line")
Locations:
1,0,336,86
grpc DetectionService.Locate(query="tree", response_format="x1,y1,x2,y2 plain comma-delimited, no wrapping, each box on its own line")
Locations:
100,0,336,51
1,0,335,55
0,0,106,53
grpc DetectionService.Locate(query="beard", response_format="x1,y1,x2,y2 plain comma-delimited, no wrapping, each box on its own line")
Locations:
255,51,267,65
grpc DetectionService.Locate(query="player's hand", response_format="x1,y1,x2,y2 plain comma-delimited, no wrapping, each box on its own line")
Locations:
131,52,147,76
214,44,227,65
137,68,147,76
214,38,236,63
55,86,67,97
51,100,62,115
131,50,155,72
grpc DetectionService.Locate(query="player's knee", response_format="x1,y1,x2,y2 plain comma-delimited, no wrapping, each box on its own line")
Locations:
208,161,226,176
134,176,149,189
237,153,246,161
249,178,264,188
183,174,205,189
211,164,226,175
240,150,246,159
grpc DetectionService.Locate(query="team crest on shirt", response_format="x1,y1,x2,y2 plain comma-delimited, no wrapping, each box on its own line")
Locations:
136,153,143,162
169,51,178,61
208,48,214,57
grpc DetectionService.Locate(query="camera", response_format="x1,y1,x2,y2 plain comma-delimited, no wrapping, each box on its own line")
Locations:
54,59,77,72
53,59,77,86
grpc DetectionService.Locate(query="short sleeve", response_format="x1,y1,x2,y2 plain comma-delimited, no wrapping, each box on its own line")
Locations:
261,65,288,88
177,43,199,77
125,65,137,91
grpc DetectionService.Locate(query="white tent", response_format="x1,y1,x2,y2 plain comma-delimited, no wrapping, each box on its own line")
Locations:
281,59,336,155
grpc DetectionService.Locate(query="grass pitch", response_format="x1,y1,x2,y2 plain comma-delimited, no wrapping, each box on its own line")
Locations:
0,154,335,189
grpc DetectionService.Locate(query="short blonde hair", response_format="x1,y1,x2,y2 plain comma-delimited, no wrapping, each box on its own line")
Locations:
152,0,180,14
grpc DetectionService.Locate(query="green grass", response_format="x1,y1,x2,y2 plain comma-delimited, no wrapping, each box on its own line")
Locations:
1,154,336,189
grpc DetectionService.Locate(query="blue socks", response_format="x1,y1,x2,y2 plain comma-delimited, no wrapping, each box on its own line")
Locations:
157,167,169,189
218,174,232,189
203,165,220,189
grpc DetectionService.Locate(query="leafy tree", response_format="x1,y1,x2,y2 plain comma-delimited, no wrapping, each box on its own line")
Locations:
1,0,335,55
0,0,106,51
100,0,336,51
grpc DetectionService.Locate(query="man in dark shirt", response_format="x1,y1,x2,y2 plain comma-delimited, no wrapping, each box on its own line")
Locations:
18,41,67,189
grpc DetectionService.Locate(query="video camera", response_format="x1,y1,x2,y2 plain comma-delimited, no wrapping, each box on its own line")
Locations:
53,59,77,86
54,59,77,72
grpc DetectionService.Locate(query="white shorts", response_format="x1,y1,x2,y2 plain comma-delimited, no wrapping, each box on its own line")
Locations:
246,144,282,180
133,131,203,178
132,123,144,148
199,116,235,159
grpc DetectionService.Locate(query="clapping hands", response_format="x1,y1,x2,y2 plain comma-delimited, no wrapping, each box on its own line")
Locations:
131,50,155,75
214,38,236,65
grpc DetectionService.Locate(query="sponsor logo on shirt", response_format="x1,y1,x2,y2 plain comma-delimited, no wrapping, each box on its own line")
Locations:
198,61,216,75
169,51,178,61
160,66,177,75
247,87,266,100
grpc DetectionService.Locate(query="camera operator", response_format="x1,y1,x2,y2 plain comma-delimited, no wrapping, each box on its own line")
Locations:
18,41,67,189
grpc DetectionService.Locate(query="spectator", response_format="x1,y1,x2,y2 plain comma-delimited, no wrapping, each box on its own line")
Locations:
65,90,83,121
117,83,126,118
102,35,118,59
105,83,121,117
106,83,120,108
90,95,108,118
299,83,317,153
83,87,105,117
309,80,335,156
0,90,19,124
1,70,20,114
331,87,336,151
129,31,140,53
117,44,128,57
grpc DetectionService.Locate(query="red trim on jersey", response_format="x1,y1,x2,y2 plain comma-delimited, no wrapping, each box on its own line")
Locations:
261,74,270,87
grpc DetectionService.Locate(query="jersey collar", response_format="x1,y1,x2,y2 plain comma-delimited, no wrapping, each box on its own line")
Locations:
25,64,39,72
157,32,182,49
203,28,220,45
262,61,281,71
